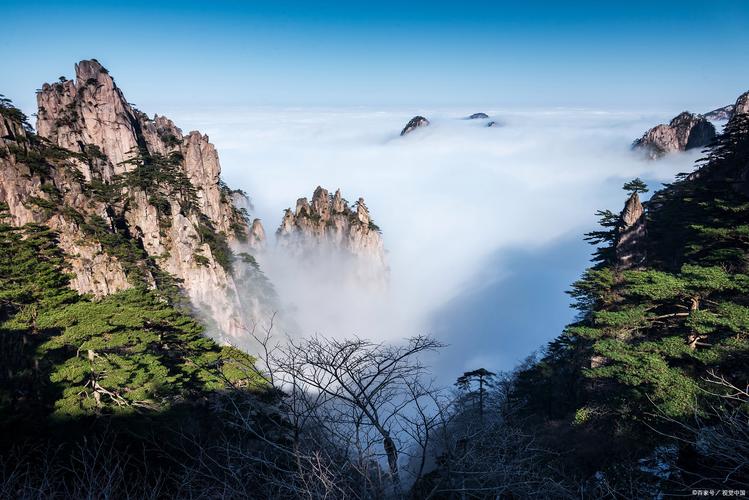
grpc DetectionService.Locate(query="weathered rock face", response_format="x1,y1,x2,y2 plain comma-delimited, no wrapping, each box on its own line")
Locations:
633,112,716,159
36,60,143,181
1,106,134,296
400,116,430,136
704,105,734,122
1,60,274,345
615,193,646,270
467,112,489,119
276,186,388,286
733,91,749,117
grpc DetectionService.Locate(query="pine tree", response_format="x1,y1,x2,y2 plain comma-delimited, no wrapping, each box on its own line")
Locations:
456,368,496,423
622,178,649,196
511,118,749,481
0,206,262,420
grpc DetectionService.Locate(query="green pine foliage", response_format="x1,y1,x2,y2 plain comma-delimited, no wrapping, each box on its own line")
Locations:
512,117,749,475
121,149,198,216
0,208,262,422
623,177,649,195
120,149,235,273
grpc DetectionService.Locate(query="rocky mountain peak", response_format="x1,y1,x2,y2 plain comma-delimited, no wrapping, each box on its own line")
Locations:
733,91,749,117
355,197,370,225
467,112,489,119
632,111,715,159
1,59,274,345
36,59,142,179
620,192,644,227
276,186,387,283
75,59,108,85
295,197,311,217
249,218,266,247
400,116,430,136
311,186,330,219
332,188,346,213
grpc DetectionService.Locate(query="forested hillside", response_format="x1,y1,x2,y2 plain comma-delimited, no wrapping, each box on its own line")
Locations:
508,111,749,494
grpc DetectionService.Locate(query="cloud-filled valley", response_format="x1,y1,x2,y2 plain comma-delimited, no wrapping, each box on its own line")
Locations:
168,106,704,376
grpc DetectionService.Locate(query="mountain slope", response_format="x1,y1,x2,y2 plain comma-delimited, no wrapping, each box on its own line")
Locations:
1,61,275,345
510,95,749,489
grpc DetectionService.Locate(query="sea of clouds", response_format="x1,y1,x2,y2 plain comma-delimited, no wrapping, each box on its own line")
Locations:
167,106,706,378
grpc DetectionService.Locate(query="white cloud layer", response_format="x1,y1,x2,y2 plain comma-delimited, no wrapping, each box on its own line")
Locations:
167,106,702,372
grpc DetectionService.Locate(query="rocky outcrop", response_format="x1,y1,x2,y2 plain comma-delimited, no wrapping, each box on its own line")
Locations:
733,91,749,117
249,218,266,249
276,186,388,285
633,112,716,159
1,104,134,296
615,193,646,269
36,60,142,181
400,116,430,136
0,60,274,345
704,105,734,122
487,121,498,128
467,113,489,119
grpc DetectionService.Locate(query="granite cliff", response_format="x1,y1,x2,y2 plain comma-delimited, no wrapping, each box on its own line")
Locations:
632,111,716,159
1,60,272,345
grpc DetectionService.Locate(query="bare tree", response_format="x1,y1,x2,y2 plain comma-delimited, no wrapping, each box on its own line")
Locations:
271,334,445,496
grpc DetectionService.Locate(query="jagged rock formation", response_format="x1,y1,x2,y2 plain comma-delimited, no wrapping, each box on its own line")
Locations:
400,116,430,136
734,91,749,117
633,111,716,159
0,60,272,344
615,193,646,270
704,105,734,122
487,121,498,128
276,186,388,285
467,113,489,119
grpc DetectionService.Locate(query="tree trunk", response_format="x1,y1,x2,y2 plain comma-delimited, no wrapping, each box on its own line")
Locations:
688,296,701,350
383,434,400,495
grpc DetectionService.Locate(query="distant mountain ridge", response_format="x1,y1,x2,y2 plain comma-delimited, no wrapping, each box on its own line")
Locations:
632,91,749,159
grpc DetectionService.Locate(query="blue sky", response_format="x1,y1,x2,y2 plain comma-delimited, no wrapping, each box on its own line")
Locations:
3,1,749,114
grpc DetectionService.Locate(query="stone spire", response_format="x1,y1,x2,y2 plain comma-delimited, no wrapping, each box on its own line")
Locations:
615,193,646,269
355,197,370,225
249,218,266,249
